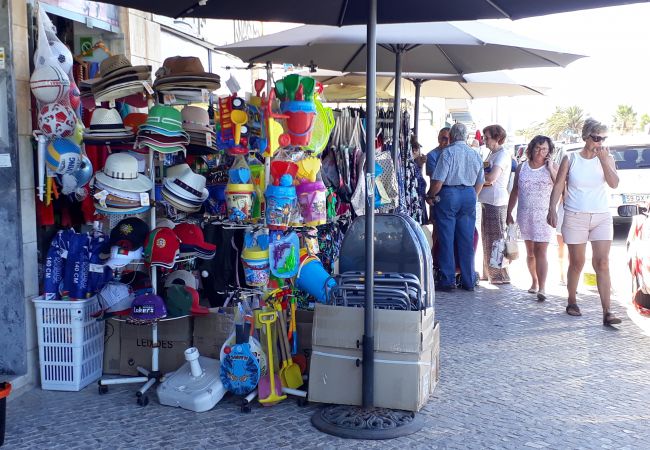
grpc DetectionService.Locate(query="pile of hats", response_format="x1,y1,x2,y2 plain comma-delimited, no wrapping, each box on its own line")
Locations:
92,153,152,215
164,270,209,317
105,217,149,268
153,56,221,103
143,227,181,269
181,106,217,153
89,55,152,103
83,108,135,144
174,223,216,259
135,105,189,155
162,164,208,213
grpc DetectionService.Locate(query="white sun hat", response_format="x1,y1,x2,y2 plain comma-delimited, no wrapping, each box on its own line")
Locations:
94,152,153,193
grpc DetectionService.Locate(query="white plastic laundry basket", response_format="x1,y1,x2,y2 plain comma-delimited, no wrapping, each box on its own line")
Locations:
32,296,104,391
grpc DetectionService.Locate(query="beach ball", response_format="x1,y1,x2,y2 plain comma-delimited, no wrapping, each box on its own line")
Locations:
38,103,77,138
30,64,70,103
58,154,93,194
68,79,81,110
47,138,81,174
48,40,73,75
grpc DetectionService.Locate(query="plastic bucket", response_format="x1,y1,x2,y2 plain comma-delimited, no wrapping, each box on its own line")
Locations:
0,382,10,446
296,181,327,226
296,256,336,303
242,247,270,287
265,184,296,230
225,183,254,220
280,101,316,146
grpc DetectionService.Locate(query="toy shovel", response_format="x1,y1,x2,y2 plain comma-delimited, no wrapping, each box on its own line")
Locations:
277,306,303,389
258,311,286,405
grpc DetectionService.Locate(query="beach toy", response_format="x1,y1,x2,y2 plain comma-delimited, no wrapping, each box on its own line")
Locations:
296,181,327,227
250,162,265,219
270,160,298,185
280,101,316,146
265,175,297,230
304,100,335,155
242,245,270,287
296,157,321,183
296,253,336,303
231,109,248,146
228,155,251,184
269,231,299,279
225,183,254,221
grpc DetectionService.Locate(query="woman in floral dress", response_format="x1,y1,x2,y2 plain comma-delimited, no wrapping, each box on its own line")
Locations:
507,135,558,301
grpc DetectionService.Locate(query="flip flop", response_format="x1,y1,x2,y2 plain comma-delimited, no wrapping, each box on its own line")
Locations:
537,291,546,301
527,288,537,294
566,303,582,316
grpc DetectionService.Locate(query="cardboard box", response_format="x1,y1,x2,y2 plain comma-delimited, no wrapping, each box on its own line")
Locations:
311,304,434,353
308,305,438,412
120,317,193,376
103,318,122,375
192,309,234,359
296,309,314,354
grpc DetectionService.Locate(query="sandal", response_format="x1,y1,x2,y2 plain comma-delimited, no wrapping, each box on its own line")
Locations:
537,291,546,301
603,312,622,326
566,303,582,316
527,288,537,294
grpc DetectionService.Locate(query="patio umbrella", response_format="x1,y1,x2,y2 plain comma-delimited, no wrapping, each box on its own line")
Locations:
319,71,549,134
218,21,582,166
102,0,643,24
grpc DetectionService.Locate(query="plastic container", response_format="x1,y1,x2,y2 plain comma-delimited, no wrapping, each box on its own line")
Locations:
280,101,317,146
0,382,10,446
157,348,226,413
296,180,327,226
208,183,227,202
250,163,265,219
32,296,104,391
242,246,270,287
296,255,336,303
265,183,297,230
225,183,254,221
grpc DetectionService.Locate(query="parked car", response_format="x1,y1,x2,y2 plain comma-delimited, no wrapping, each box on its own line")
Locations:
561,142,650,223
619,204,650,315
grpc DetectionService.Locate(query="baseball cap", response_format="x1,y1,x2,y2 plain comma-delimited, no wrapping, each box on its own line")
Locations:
120,270,154,295
129,293,167,322
164,269,198,290
165,285,209,317
106,246,143,269
93,281,135,318
143,227,180,268
109,217,149,250
174,223,215,258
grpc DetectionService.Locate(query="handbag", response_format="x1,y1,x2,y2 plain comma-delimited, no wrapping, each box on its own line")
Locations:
489,237,508,269
504,224,519,261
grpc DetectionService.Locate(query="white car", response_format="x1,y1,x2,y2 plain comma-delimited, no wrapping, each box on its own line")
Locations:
559,142,650,223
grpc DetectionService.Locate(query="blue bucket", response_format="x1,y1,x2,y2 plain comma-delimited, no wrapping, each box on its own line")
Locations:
265,184,296,230
296,256,336,303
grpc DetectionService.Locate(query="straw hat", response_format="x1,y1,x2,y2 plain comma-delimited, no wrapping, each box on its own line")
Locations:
94,152,153,193
154,56,220,83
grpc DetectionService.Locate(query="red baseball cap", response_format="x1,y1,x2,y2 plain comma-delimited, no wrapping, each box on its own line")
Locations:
174,223,216,258
185,286,209,315
143,227,180,268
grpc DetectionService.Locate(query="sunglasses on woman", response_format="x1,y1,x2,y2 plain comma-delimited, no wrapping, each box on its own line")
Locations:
589,134,607,143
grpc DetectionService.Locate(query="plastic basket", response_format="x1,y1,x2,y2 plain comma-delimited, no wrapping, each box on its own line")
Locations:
32,296,104,391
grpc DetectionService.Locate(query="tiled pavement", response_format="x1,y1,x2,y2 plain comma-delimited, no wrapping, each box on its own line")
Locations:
5,241,650,449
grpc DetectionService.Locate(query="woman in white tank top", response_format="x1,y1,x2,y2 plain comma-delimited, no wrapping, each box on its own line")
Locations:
547,119,621,326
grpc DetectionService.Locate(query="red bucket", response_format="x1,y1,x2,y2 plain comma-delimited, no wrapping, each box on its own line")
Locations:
280,101,316,146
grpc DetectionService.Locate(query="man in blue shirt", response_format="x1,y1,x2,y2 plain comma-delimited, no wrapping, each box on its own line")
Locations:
425,127,450,224
429,123,485,291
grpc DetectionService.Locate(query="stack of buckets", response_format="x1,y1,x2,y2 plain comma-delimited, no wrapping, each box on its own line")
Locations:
225,153,254,221
296,249,336,304
296,180,327,227
242,245,270,287
280,101,316,146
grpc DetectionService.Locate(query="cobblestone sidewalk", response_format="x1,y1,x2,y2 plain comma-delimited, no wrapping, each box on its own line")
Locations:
5,271,650,449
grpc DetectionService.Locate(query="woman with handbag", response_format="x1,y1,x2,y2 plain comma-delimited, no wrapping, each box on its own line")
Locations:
506,136,558,301
479,124,512,285
547,119,621,326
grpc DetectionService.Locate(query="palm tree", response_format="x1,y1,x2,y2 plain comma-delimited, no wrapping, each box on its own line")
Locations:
639,113,650,132
544,106,585,141
612,104,637,134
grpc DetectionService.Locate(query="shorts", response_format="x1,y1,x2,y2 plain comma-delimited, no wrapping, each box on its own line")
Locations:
561,210,613,244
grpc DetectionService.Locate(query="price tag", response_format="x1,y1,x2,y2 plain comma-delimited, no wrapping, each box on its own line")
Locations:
109,99,116,108
60,249,68,259
94,190,109,207
201,89,210,102
140,193,150,206
205,132,212,147
141,80,154,95
89,263,105,274
366,173,375,198
163,93,176,104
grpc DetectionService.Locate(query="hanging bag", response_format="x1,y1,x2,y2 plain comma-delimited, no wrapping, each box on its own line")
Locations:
504,224,519,261
489,236,509,269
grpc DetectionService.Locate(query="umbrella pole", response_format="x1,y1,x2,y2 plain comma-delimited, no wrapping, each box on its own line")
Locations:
312,1,423,439
265,61,272,189
412,79,422,138
391,49,403,170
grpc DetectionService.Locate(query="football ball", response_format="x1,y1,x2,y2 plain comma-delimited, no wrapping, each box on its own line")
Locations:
30,64,70,103
48,40,73,74
38,103,77,138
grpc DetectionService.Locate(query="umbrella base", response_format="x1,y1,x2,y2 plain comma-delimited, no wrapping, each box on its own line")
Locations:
311,405,424,440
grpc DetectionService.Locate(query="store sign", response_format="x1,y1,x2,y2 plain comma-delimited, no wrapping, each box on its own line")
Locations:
41,0,119,27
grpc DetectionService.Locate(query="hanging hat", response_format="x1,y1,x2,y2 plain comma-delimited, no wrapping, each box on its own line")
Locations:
89,54,151,94
84,108,134,141
123,113,149,134
105,246,143,269
164,165,208,202
129,293,167,322
181,106,213,133
97,282,135,314
109,217,149,250
93,153,153,193
139,105,187,136
154,56,220,84
94,81,150,103
143,227,180,269
164,269,198,290
174,223,216,258
164,285,209,318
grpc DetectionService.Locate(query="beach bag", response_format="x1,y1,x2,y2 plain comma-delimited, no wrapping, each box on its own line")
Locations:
489,237,508,269
504,224,519,261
